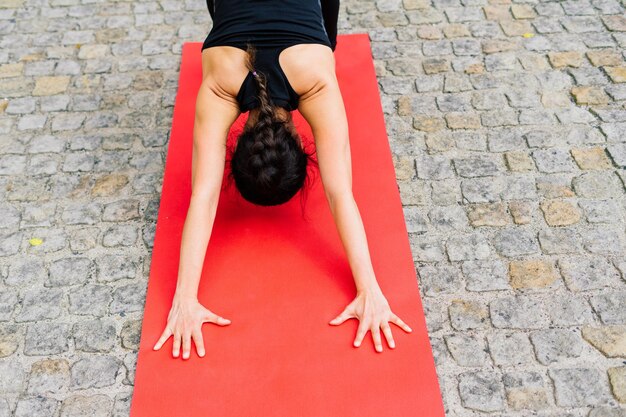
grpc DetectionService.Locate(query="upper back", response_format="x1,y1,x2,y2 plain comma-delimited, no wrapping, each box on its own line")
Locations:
200,44,336,110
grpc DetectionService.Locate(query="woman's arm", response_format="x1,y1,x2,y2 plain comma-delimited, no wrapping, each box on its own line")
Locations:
175,80,241,299
152,79,240,360
298,53,413,353
298,64,379,295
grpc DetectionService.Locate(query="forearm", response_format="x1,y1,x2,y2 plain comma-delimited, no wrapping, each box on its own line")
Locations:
175,195,219,299
328,193,381,294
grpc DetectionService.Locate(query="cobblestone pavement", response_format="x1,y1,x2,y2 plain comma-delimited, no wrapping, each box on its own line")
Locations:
1,0,626,415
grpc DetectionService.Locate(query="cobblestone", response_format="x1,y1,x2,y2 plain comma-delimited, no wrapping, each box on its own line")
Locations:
1,0,625,415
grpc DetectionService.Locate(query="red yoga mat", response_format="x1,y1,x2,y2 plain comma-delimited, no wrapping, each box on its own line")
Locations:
129,34,445,417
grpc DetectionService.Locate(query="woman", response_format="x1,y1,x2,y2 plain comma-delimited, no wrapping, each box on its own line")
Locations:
153,0,412,360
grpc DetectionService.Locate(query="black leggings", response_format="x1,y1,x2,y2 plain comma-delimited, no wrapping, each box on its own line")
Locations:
206,0,339,51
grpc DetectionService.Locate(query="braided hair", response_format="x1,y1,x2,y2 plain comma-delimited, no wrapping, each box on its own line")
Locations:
228,43,318,209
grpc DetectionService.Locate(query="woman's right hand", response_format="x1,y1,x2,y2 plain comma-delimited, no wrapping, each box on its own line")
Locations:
153,294,231,359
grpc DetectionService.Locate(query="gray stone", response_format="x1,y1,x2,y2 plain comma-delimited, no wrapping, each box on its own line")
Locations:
0,154,26,175
403,206,428,234
0,289,17,321
73,319,117,352
446,232,491,261
48,257,92,286
493,228,540,257
120,319,141,350
70,355,122,389
102,225,139,247
102,199,139,222
549,368,612,407
427,205,468,230
460,177,505,203
14,396,59,417
68,284,112,317
449,299,490,330
461,260,509,292
590,291,626,324
583,226,624,254
490,296,549,329
444,333,490,367
416,155,455,179
538,228,581,254
472,90,507,111
532,148,577,173
60,394,114,417
579,200,622,223
0,359,26,393
525,130,557,148
7,257,46,286
608,144,626,168
113,392,132,417
418,264,463,296
572,171,624,199
589,408,626,417
545,294,595,326
487,128,525,152
24,322,70,355
559,256,622,291
502,371,552,411
61,202,102,225
62,152,94,172
6,97,36,114
409,235,446,262
110,282,147,315
96,254,138,282
15,288,63,322
529,329,585,365
487,332,535,366
458,370,505,412
17,115,47,131
0,204,20,229
27,359,71,394
123,351,137,385
453,155,503,177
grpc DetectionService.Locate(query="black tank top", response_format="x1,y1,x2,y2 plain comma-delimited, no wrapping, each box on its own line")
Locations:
201,0,332,112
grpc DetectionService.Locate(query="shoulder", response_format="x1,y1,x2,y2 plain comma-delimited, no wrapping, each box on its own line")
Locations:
200,46,249,100
278,43,337,99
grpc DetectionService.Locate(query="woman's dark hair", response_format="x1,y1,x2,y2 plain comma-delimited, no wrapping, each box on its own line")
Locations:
227,43,318,209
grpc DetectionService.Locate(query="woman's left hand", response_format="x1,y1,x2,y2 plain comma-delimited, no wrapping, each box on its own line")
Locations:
329,287,412,352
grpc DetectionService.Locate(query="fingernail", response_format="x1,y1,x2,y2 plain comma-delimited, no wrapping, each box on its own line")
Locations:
376,346,382,352
390,342,396,348
354,341,360,347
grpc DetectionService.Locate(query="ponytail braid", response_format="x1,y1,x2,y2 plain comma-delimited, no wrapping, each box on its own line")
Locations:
228,43,318,209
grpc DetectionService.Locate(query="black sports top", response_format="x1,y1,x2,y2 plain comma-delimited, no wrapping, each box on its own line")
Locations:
201,0,335,113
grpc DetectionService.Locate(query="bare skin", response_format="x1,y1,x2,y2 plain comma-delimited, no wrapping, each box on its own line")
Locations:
153,44,412,360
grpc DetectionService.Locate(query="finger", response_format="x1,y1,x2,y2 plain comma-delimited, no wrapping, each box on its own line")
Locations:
172,331,181,358
182,332,192,360
192,329,205,357
390,313,412,333
353,321,368,348
205,312,231,326
371,325,383,353
153,326,172,350
329,308,354,325
381,322,395,349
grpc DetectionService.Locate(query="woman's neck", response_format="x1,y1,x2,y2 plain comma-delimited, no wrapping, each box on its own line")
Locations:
245,106,291,129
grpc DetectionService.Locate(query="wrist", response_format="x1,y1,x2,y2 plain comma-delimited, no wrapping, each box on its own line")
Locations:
356,283,383,296
173,291,198,303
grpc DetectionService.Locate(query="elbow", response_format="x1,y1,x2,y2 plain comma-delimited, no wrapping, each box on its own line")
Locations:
325,188,353,209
